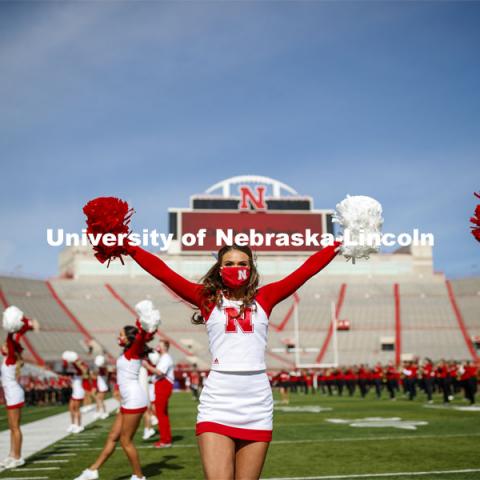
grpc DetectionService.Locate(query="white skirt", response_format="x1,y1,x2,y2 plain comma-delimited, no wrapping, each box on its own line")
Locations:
119,381,148,413
72,379,85,401
196,370,273,442
97,376,109,393
3,382,25,409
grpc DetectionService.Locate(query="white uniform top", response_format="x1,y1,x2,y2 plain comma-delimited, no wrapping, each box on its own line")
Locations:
71,373,85,400
205,297,268,372
138,365,150,398
116,354,147,411
156,353,175,384
1,361,24,407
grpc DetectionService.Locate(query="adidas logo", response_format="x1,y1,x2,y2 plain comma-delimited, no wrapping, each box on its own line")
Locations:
213,358,219,364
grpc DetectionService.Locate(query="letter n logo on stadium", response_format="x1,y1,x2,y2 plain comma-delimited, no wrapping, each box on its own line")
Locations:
225,307,254,334
239,186,266,211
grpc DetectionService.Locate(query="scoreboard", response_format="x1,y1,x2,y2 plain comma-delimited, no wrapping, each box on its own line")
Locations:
168,175,334,253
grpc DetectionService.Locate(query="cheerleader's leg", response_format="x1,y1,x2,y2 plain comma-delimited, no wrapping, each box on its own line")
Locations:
7,408,22,458
197,432,235,480
235,439,270,479
91,413,122,470
120,412,144,478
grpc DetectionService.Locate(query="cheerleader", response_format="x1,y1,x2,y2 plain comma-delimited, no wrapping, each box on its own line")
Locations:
142,350,159,441
81,368,96,413
81,195,383,478
94,355,109,420
74,310,159,480
119,240,340,479
62,351,86,433
0,307,34,470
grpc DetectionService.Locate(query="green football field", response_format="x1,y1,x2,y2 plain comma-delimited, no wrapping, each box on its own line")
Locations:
1,390,480,480
0,404,69,432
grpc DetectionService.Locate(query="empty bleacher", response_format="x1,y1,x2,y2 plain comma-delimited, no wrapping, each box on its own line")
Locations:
0,276,88,362
1,273,478,368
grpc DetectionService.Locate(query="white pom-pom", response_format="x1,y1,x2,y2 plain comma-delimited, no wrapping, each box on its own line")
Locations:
95,355,105,367
2,306,25,333
135,299,161,333
334,195,383,262
148,351,160,365
62,350,78,363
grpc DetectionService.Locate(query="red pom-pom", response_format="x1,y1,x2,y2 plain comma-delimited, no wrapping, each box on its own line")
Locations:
471,192,480,243
83,197,134,265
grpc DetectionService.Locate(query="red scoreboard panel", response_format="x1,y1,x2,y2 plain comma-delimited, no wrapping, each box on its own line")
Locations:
179,210,325,252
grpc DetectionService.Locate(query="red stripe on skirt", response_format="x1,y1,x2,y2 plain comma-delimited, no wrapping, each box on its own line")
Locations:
196,421,272,442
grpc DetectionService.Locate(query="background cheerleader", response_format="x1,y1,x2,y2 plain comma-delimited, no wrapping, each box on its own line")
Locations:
62,350,86,434
94,355,109,420
1,306,35,470
74,300,160,480
142,350,160,441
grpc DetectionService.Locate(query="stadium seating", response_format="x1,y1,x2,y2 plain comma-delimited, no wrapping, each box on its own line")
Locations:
1,274,478,368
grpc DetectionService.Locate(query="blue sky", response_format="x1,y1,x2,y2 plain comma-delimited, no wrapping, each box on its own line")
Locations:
0,1,479,278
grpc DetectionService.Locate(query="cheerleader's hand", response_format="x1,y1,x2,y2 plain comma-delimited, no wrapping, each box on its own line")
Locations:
82,197,134,266
333,240,343,253
31,318,40,332
333,195,383,262
23,317,36,332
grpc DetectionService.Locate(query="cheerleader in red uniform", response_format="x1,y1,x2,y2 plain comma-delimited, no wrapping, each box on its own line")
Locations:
82,197,340,479
128,241,340,478
0,307,34,470
74,318,158,480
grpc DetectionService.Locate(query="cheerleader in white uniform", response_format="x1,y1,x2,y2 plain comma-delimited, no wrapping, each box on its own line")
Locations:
122,241,340,479
94,355,109,420
74,320,157,480
65,355,87,434
82,197,341,479
0,309,34,470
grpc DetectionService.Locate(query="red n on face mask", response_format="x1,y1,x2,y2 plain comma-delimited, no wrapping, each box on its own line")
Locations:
220,266,250,289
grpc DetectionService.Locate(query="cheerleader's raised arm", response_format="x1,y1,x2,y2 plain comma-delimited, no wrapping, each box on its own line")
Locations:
127,245,204,309
5,334,17,366
256,241,341,316
123,319,155,360
5,317,33,366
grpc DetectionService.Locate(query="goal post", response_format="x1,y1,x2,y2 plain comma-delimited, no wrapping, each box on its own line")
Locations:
291,300,339,369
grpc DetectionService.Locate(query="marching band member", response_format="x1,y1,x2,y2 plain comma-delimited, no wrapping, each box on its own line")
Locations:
421,358,435,404
385,362,399,400
461,360,478,405
0,306,34,470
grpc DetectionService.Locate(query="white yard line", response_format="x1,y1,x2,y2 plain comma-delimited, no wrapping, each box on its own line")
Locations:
0,477,50,480
263,469,480,479
32,460,70,464
15,467,60,471
43,454,77,457
0,398,118,460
